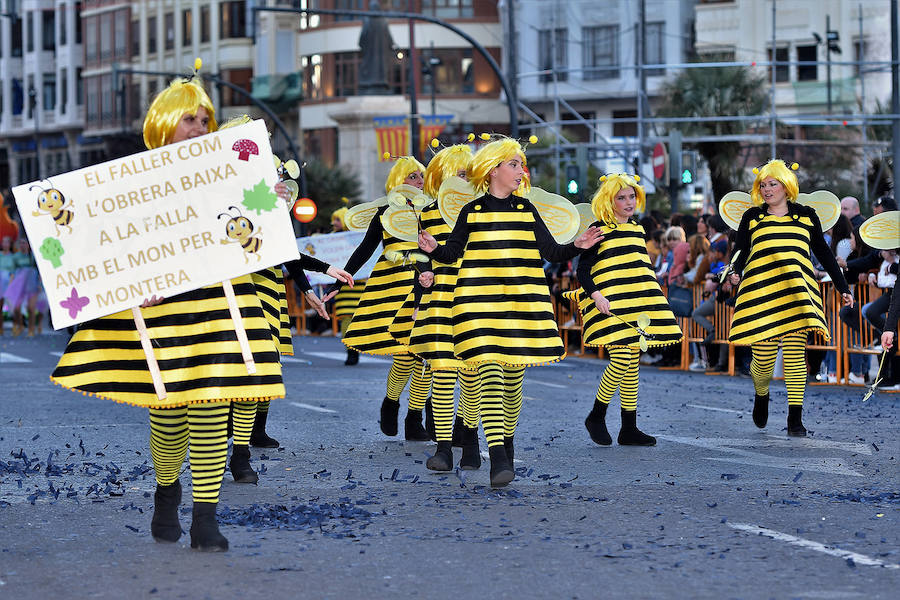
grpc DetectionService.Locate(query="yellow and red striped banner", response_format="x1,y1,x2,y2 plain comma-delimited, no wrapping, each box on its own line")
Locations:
374,116,409,160
419,114,454,156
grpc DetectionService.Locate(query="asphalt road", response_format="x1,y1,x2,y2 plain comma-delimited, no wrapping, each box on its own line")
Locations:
1,331,898,599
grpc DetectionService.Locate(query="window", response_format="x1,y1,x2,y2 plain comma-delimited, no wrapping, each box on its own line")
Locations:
115,11,127,58
644,22,665,76
27,75,35,118
100,13,112,59
86,77,98,123
768,46,788,82
613,109,637,137
583,25,619,80
12,79,23,115
26,12,33,52
854,38,868,77
76,68,83,106
334,52,359,97
131,20,140,57
183,9,192,46
75,2,81,44
538,28,568,83
100,74,113,121
85,17,96,62
423,0,474,18
164,13,174,50
60,68,67,114
200,6,210,43
222,68,252,106
148,16,157,54
59,5,66,46
422,48,474,95
11,18,22,57
43,73,56,111
221,1,247,39
302,55,323,100
334,0,362,22
797,44,817,81
42,10,55,51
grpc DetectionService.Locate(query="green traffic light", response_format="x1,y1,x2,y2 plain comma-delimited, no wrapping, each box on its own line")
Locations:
567,180,579,194
681,169,693,184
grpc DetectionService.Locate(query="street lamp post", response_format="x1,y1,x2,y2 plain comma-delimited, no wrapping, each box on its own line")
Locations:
814,16,842,113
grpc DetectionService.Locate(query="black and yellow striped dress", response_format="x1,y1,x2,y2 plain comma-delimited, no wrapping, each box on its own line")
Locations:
427,193,578,367
571,220,682,348
50,275,285,408
334,282,366,320
251,267,293,356
408,200,468,370
729,204,850,344
335,205,418,355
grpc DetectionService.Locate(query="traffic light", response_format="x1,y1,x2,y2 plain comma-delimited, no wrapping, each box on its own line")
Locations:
680,150,696,186
565,165,580,195
681,168,693,184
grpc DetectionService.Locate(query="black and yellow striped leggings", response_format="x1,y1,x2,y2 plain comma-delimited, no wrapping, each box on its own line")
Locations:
430,369,483,442
149,402,230,503
386,354,432,411
750,332,807,406
477,363,526,447
595,347,641,411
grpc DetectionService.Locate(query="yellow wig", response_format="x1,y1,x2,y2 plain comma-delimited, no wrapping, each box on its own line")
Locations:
590,173,646,226
385,156,426,193
750,159,799,206
467,137,531,195
331,207,348,230
142,78,217,150
424,144,473,198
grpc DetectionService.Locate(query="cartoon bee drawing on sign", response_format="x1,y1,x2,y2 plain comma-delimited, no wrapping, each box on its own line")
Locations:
218,205,262,263
30,180,74,236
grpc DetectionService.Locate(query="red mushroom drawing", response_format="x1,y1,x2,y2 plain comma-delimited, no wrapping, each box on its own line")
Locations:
232,139,259,161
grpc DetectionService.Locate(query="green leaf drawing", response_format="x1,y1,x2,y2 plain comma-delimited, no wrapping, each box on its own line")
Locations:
242,179,278,215
39,236,65,268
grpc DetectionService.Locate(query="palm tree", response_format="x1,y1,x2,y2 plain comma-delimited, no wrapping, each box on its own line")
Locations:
656,62,767,203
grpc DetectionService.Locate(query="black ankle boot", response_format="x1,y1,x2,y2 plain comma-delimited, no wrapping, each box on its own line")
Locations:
488,445,514,488
585,401,612,445
425,397,436,441
618,410,656,446
459,427,481,470
229,445,258,484
451,415,465,447
426,441,453,471
787,405,807,437
249,410,279,448
344,348,359,366
404,409,430,441
504,436,515,467
380,397,399,436
753,393,770,428
190,502,228,552
151,480,182,543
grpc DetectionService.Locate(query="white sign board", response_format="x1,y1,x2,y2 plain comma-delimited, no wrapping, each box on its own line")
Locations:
295,230,378,286
12,120,301,329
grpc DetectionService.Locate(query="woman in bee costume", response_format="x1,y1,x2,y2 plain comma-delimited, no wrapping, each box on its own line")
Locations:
408,141,484,472
418,136,603,487
50,68,285,552
325,156,433,441
728,160,853,436
569,174,682,447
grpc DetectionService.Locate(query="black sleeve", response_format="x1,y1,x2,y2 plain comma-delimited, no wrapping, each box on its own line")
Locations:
284,261,312,292
576,244,601,296
885,284,900,335
806,209,851,296
325,208,385,295
427,205,471,263
846,249,883,281
299,253,329,273
530,205,582,263
731,210,754,275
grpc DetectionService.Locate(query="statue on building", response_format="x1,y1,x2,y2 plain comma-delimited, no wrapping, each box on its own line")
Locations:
358,1,395,95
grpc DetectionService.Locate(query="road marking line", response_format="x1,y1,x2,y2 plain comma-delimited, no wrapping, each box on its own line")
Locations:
687,404,744,414
302,351,391,364
728,523,900,569
281,356,312,364
527,379,567,389
49,351,64,357
702,455,863,477
659,436,872,455
290,402,337,414
0,352,31,363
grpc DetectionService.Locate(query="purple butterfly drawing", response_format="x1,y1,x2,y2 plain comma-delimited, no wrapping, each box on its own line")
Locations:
60,287,89,319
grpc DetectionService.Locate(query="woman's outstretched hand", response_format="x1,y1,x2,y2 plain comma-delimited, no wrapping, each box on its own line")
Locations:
574,226,604,249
